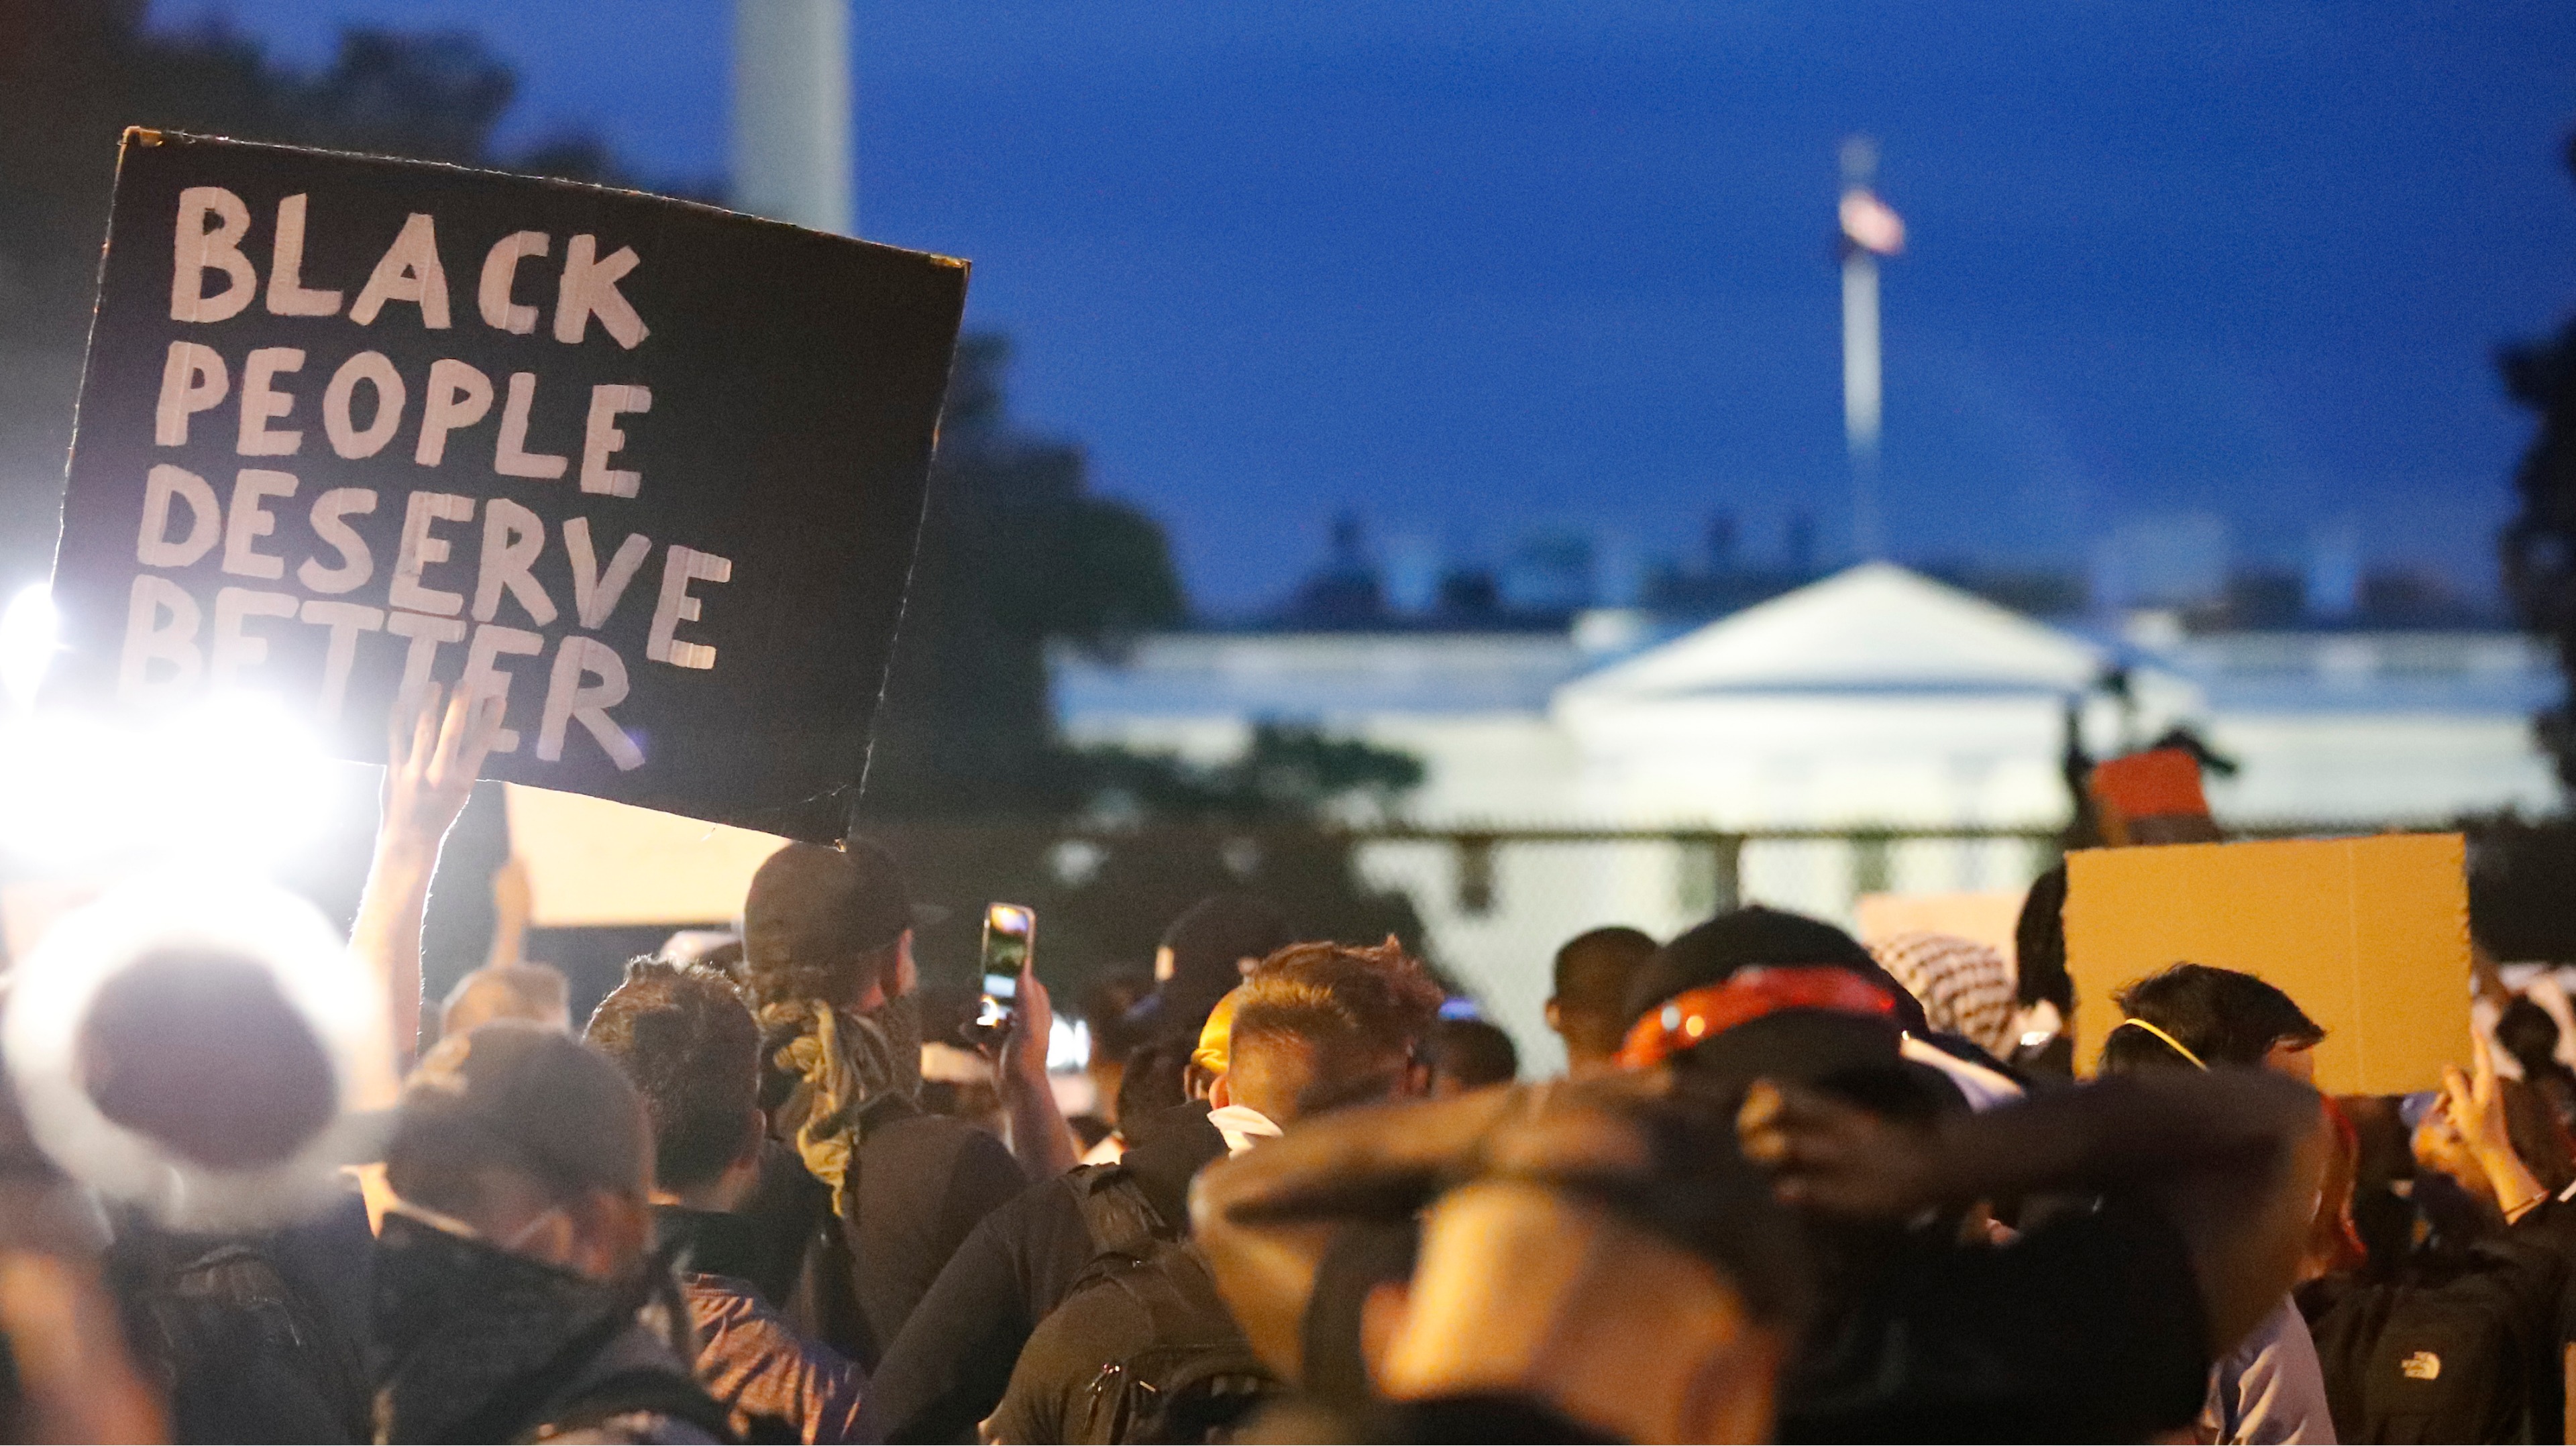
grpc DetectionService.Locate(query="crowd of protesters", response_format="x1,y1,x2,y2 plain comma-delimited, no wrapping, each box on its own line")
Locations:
3,689,2576,1443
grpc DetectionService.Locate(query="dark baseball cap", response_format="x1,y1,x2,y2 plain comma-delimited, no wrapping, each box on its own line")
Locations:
1623,907,1954,1117
743,839,942,979
388,1021,650,1203
1120,894,1295,1046
1624,905,1928,1036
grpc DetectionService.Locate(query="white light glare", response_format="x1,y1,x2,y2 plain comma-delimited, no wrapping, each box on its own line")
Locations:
1051,1016,1090,1072
0,583,58,711
0,693,339,870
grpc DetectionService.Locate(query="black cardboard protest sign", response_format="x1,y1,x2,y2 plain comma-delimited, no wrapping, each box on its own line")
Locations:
44,130,967,842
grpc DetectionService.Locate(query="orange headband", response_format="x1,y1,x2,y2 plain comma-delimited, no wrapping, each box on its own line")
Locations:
1617,966,1899,1070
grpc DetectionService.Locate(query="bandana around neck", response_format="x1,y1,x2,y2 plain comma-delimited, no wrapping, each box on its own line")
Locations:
758,993,924,1216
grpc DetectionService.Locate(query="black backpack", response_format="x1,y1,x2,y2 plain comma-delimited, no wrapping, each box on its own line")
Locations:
2302,1240,2566,1444
116,1237,372,1443
1055,1238,1282,1445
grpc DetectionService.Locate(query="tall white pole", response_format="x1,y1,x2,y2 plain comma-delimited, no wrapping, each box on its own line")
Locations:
1839,135,1892,562
731,0,854,234
1841,248,1882,560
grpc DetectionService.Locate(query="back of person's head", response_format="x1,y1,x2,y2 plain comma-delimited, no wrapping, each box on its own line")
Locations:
1550,926,1657,1068
740,838,916,1007
2498,997,2568,1081
1224,939,1444,1125
439,962,572,1040
2099,962,2323,1074
1621,907,1953,1123
387,1022,651,1237
1152,893,1293,1025
1625,906,1927,1037
1429,1017,1519,1095
2013,864,2072,1012
1081,969,1157,1070
1116,1038,1192,1125
582,959,761,1194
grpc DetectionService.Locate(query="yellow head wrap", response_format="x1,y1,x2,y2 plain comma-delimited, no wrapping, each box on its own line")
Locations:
1192,985,1248,1078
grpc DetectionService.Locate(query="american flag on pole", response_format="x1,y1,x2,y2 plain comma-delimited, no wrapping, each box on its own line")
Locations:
1839,189,1905,256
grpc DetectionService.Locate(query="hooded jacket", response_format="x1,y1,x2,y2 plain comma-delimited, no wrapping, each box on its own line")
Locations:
370,1209,727,1444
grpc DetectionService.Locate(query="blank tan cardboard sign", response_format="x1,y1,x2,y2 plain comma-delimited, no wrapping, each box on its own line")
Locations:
502,783,790,927
2065,833,2468,1095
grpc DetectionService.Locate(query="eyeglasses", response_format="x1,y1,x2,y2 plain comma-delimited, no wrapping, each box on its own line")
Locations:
1617,966,1899,1069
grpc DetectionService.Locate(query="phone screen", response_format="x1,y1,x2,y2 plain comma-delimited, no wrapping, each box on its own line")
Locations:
976,904,1035,1030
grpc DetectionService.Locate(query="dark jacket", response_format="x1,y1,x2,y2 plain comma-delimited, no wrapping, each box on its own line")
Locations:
370,1209,729,1444
857,1103,1228,1443
107,1190,376,1445
739,1096,1026,1371
657,1207,865,1443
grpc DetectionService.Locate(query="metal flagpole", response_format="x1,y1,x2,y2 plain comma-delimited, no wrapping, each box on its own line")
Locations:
1838,136,1902,561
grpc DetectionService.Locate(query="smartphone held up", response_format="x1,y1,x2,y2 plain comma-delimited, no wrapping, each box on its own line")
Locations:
974,903,1036,1037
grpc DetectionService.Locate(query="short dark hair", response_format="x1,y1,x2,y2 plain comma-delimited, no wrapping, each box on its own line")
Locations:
2013,864,2072,1011
2498,997,2567,1080
1551,926,1658,1058
440,962,571,1039
2100,962,2323,1073
1116,1038,1190,1124
1430,1017,1519,1091
584,958,761,1191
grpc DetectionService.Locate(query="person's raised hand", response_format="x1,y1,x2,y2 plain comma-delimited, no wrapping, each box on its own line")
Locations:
2443,1033,2515,1160
381,682,501,856
1000,952,1055,1085
1737,1077,1941,1217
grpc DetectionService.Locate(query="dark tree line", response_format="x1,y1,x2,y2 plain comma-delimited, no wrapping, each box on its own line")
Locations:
2502,131,2576,797
861,337,1425,995
0,2,635,582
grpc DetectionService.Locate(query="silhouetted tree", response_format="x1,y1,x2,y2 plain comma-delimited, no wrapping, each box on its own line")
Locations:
0,1,630,580
2500,129,2576,796
859,335,1186,817
861,343,1426,995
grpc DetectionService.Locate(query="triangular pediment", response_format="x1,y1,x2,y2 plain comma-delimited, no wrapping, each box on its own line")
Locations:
1563,562,2108,702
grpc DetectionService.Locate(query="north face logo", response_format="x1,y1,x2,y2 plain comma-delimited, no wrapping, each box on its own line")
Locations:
2401,1350,2443,1382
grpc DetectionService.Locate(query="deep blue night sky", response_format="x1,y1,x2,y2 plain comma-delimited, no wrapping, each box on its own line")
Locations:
152,1,2576,613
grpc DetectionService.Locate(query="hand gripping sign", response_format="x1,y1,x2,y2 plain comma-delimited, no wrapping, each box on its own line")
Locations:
43,131,967,841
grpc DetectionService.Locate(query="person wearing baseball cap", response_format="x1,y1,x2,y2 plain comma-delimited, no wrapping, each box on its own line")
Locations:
731,839,1024,1369
372,1021,729,1442
1621,905,2322,1443
1123,893,1295,1050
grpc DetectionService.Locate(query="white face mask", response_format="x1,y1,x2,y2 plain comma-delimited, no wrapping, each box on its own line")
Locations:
388,1196,570,1257
501,1206,571,1254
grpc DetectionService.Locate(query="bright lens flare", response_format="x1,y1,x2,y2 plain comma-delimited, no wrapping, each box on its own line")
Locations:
0,583,58,711
0,692,340,869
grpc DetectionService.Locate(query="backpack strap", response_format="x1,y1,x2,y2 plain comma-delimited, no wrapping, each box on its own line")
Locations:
1072,1166,1169,1260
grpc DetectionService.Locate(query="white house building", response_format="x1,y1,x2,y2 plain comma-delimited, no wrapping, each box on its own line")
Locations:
1057,563,2563,1068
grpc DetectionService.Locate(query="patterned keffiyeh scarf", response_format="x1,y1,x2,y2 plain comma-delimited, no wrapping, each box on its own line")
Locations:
756,993,922,1217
